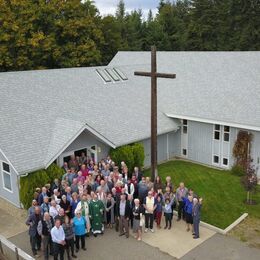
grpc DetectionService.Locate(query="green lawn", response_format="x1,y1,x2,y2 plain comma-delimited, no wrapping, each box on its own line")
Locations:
144,160,260,229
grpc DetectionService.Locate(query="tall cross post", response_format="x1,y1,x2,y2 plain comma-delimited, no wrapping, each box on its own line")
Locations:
134,46,176,181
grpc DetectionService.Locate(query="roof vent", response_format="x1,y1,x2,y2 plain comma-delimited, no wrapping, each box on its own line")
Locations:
96,68,128,83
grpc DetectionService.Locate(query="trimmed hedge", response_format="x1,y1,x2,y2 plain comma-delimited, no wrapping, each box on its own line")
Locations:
110,142,145,172
20,163,64,209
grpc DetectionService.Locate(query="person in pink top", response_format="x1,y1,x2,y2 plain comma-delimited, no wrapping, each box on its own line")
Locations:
77,171,85,183
80,164,89,178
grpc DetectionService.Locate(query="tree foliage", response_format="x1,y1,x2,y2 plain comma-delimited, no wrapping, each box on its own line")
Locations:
0,0,259,72
20,163,64,209
232,130,258,203
110,143,145,173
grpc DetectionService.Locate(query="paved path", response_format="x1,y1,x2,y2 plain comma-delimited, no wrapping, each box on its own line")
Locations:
7,228,260,260
181,233,260,260
9,229,175,260
142,215,215,259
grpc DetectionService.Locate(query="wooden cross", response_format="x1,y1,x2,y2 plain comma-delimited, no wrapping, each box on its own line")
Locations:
134,46,176,181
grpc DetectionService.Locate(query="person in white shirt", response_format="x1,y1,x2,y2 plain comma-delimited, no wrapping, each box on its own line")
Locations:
51,219,66,260
143,191,157,233
125,179,135,196
49,200,61,222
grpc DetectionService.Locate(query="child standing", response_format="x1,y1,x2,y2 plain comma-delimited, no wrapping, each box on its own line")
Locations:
163,198,174,230
155,194,163,229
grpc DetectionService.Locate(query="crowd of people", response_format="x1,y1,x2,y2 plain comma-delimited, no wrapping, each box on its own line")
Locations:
26,154,203,260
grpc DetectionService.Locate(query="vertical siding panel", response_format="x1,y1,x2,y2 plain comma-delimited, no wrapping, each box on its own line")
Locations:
187,121,213,165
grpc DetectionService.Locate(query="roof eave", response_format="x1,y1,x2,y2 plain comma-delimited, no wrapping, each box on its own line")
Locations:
166,113,260,132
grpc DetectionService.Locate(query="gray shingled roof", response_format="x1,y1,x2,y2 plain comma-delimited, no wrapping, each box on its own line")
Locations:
0,63,179,174
110,51,260,130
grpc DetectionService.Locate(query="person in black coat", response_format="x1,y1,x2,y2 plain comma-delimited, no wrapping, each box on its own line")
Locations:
25,206,42,257
116,194,131,238
37,212,54,259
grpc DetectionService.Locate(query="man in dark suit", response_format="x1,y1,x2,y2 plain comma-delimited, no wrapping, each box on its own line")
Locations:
26,206,42,257
192,197,203,239
117,194,131,238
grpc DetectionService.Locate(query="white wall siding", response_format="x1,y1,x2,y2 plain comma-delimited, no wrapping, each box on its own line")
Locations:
187,121,213,165
168,130,181,158
158,134,168,162
141,131,179,168
0,150,20,207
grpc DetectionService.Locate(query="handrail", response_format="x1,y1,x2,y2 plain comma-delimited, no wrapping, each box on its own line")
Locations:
0,234,35,260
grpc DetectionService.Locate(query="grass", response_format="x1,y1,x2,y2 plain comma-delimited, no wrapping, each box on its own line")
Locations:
144,160,260,229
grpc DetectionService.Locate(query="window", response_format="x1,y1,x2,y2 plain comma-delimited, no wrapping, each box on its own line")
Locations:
182,119,188,134
97,68,128,83
182,149,187,156
223,125,230,142
213,155,219,164
223,158,229,166
113,68,128,81
214,124,220,140
96,69,112,83
105,68,120,82
2,162,12,192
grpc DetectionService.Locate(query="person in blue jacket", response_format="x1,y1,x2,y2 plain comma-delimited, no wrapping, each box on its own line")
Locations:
183,195,193,232
73,210,87,252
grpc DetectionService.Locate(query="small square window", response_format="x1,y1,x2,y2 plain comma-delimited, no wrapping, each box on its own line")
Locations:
223,158,228,166
182,149,187,156
183,126,187,134
183,119,187,125
213,155,219,164
224,133,230,142
215,125,220,131
224,126,230,132
3,162,10,173
214,131,220,140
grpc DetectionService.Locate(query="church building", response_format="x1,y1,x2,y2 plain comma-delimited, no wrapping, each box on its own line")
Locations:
0,51,259,207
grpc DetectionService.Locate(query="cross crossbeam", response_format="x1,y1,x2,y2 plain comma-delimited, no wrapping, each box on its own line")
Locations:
134,46,176,181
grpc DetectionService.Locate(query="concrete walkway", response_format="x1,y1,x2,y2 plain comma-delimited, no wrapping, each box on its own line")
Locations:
9,229,175,260
181,233,260,260
142,215,215,259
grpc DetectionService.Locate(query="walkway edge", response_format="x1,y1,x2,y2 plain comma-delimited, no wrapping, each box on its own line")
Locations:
0,234,35,260
200,213,248,235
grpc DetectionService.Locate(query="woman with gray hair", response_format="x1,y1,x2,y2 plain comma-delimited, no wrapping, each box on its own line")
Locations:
132,199,143,241
37,212,54,260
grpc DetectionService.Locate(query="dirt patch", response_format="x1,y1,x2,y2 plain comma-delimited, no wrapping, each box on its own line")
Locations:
0,198,28,238
228,216,260,249
0,198,27,220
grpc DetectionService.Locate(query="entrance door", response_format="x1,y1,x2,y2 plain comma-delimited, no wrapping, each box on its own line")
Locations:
87,146,97,163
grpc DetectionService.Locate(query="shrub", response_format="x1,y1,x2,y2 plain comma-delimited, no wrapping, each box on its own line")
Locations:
231,165,244,177
131,142,145,169
110,143,145,173
46,163,64,180
20,163,63,209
